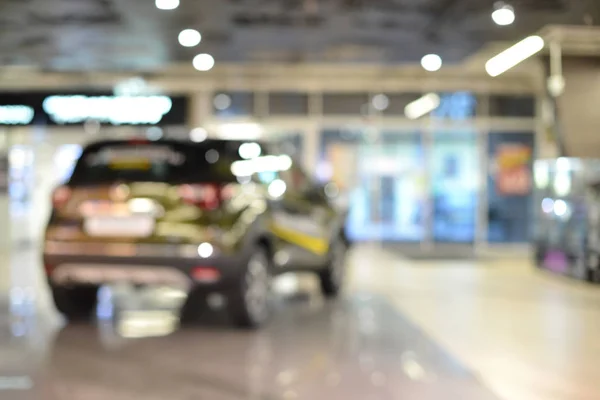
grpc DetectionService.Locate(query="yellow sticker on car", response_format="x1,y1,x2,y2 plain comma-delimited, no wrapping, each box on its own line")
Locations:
269,223,329,255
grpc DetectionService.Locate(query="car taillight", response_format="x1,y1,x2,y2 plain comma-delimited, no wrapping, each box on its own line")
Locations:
191,267,221,283
52,186,72,209
178,184,222,210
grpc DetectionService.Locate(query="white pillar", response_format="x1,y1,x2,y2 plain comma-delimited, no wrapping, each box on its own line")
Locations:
475,129,489,251
254,91,269,118
304,92,323,175
303,124,320,176
536,95,559,159
0,128,10,295
188,91,212,130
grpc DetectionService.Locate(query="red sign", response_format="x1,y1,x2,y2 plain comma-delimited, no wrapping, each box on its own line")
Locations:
497,167,531,195
496,144,532,195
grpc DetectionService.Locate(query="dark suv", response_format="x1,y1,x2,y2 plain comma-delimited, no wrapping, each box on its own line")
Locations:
43,138,349,328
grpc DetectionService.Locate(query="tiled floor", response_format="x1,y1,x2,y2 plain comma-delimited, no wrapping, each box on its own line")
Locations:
350,247,600,400
2,237,600,399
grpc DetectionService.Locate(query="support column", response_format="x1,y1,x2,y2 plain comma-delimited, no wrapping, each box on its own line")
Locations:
254,91,269,119
188,91,212,130
545,41,567,157
475,130,489,251
0,129,9,296
536,94,560,159
303,124,320,176
421,119,434,251
304,92,323,175
475,96,490,252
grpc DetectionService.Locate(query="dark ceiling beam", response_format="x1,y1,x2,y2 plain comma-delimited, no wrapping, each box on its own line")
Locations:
581,0,600,23
423,0,463,41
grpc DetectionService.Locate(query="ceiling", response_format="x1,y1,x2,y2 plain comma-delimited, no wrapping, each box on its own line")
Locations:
0,0,599,71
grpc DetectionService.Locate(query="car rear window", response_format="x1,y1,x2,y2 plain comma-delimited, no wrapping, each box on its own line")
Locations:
68,141,244,185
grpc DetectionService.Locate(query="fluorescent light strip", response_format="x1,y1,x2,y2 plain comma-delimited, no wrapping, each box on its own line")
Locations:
404,93,441,120
485,35,545,77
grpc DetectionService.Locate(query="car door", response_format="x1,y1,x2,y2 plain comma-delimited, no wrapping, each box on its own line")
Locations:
270,162,333,269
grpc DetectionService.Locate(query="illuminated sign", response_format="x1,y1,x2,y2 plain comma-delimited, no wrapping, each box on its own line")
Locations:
0,105,34,125
42,95,173,125
495,144,532,196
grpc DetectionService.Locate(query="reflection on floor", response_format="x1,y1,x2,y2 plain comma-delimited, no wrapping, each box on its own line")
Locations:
2,244,600,400
1,272,499,400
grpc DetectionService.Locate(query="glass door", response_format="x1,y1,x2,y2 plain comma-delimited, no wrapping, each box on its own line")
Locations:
430,131,479,243
350,132,425,242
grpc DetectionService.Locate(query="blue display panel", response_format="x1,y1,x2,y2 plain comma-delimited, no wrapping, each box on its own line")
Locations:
430,131,479,243
432,92,479,120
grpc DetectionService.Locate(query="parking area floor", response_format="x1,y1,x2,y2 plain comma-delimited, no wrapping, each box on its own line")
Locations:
2,242,600,400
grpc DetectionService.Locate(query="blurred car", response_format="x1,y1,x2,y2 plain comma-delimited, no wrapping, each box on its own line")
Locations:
43,138,350,328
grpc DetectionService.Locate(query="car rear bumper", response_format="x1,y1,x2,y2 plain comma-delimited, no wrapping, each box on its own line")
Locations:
43,240,247,290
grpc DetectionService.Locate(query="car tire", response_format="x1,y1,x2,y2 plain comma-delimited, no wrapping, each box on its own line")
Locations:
318,237,347,298
179,287,208,324
228,246,273,329
51,284,98,321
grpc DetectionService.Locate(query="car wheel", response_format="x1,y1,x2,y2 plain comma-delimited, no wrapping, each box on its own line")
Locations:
228,247,273,329
51,284,98,321
179,287,208,324
319,238,347,298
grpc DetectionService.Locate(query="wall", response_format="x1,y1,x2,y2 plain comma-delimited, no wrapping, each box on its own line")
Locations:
555,57,600,157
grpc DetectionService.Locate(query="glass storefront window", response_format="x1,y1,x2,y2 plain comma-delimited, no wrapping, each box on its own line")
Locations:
317,127,535,245
212,92,254,117
268,93,309,115
489,95,535,117
431,92,480,120
487,132,535,243
379,93,422,116
322,93,370,115
320,129,425,242
430,131,479,243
